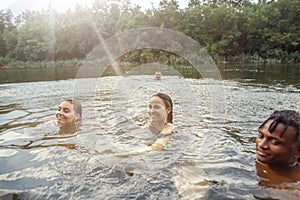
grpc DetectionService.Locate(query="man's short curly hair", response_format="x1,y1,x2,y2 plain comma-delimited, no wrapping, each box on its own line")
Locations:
259,110,300,143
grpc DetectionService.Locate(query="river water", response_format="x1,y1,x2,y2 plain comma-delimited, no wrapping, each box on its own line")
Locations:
0,64,299,199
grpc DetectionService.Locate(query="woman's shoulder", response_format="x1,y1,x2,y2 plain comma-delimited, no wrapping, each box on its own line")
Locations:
165,123,177,133
156,123,177,138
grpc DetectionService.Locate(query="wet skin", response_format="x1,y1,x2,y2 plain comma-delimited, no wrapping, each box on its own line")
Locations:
56,101,78,125
148,96,170,132
256,119,300,185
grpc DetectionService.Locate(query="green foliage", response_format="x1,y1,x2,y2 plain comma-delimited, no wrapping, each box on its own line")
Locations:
244,0,300,62
0,0,299,67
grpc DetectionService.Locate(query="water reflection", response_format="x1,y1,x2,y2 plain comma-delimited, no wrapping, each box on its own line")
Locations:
1,64,299,87
217,63,300,87
0,104,33,132
0,67,79,84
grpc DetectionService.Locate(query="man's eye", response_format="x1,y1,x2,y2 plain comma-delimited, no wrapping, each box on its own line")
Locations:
257,132,263,139
154,105,161,109
270,139,280,145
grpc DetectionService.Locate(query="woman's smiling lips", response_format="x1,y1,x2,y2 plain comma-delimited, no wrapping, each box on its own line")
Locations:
56,114,64,121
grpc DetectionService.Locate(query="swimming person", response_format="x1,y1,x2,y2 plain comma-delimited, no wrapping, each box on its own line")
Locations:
255,110,300,186
117,93,176,156
154,71,162,80
56,98,82,125
52,98,82,135
148,92,176,150
19,98,83,150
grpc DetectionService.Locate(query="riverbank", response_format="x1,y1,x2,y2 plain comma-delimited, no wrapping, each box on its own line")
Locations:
1,53,299,70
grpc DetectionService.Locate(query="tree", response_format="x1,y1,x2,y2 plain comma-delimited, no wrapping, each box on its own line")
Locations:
0,9,16,58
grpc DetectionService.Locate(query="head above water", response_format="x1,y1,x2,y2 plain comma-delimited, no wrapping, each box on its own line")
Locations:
256,110,300,170
154,71,162,80
65,98,82,118
56,98,82,125
151,92,173,124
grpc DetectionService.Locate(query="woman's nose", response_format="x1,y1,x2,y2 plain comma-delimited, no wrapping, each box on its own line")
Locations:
56,110,63,116
149,107,156,113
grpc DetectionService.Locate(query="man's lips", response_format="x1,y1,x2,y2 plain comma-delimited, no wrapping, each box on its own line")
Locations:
256,149,271,157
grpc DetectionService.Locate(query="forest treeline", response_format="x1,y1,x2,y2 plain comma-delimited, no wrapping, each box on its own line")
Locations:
0,0,299,67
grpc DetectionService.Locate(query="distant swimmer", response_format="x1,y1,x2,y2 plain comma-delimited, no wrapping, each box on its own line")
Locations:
255,110,300,187
154,71,162,80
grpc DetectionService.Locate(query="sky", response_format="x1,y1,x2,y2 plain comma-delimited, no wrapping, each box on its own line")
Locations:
0,0,190,15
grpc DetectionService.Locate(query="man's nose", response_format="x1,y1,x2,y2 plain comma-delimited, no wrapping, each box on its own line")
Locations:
258,138,268,149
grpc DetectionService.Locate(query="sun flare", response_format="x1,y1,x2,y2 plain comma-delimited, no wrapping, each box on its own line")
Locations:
0,0,94,14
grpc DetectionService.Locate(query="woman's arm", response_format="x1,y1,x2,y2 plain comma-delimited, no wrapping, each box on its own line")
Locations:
116,124,176,156
150,136,171,151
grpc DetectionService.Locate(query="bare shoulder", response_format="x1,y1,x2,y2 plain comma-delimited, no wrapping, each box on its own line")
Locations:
295,166,300,179
165,123,177,133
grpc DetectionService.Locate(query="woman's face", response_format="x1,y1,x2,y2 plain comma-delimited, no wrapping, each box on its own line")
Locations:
56,101,77,125
148,96,170,125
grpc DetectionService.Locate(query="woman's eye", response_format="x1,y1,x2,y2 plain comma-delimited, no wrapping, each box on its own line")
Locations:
154,105,161,109
63,108,70,113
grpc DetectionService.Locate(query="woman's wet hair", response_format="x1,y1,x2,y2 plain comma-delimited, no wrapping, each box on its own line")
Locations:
64,98,82,120
259,110,300,143
152,93,173,123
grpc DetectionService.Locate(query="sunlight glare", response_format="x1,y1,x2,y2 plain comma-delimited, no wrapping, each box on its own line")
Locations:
0,0,94,14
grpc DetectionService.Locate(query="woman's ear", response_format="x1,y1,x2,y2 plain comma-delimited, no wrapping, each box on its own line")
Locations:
75,113,81,121
166,107,171,114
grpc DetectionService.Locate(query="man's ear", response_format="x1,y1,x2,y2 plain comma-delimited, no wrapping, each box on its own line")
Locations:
295,143,300,161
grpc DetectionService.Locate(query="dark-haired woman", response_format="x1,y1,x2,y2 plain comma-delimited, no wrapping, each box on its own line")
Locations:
148,92,176,150
117,93,176,156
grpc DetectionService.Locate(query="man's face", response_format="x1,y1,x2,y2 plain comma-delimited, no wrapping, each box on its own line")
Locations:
155,72,161,80
256,119,298,168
